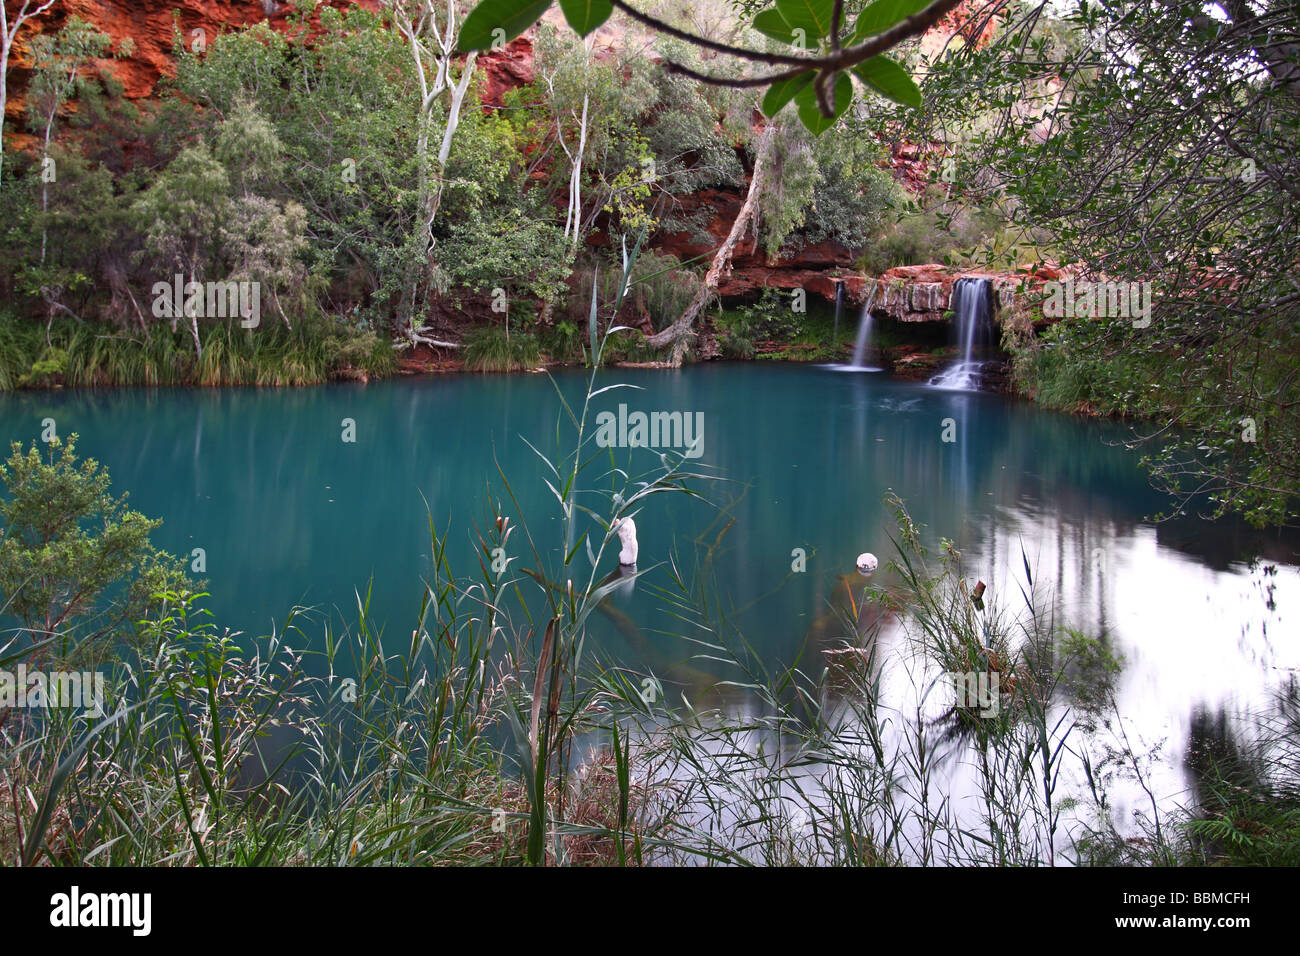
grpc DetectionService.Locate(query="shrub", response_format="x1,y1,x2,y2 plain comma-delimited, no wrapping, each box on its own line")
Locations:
716,312,755,360
563,252,703,338
541,319,583,364
737,287,806,342
0,436,192,666
857,193,1007,274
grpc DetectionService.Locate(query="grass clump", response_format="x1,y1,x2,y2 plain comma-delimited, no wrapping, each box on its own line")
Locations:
463,327,541,372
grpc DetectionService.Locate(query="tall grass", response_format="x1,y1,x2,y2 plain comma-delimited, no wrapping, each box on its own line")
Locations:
0,316,396,391
463,327,541,373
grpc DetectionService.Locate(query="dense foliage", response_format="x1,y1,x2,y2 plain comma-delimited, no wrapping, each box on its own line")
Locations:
0,1,923,382
0,436,191,666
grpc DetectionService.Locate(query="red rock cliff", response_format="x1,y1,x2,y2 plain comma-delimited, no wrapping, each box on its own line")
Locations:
3,0,381,113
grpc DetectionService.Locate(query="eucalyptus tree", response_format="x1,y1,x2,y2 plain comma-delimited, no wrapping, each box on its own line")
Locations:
129,143,230,357
429,104,573,313
212,99,311,329
130,101,309,355
171,8,421,325
536,28,599,253
384,0,481,339
757,111,903,256
529,22,660,333
5,17,124,339
23,17,116,266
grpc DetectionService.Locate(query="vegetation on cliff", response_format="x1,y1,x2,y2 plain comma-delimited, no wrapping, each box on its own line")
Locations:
1,3,1021,373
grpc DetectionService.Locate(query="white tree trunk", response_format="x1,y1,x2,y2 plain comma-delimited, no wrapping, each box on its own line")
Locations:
0,1,60,187
566,91,589,255
430,49,477,226
389,0,475,335
0,45,9,188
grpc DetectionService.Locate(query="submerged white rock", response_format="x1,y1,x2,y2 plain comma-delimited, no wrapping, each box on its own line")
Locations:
615,517,638,566
856,552,878,576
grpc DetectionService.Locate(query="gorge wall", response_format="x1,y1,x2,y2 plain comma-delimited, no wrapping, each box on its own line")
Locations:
3,1,381,105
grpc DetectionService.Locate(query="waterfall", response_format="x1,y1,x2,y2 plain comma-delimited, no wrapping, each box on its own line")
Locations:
930,277,994,390
833,280,844,345
846,285,880,370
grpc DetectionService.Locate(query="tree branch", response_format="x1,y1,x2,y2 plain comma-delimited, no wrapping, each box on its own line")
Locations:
618,0,972,115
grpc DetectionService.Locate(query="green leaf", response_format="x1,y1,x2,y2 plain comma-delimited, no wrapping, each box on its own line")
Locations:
558,0,613,36
753,8,798,45
774,0,836,42
23,701,147,866
0,636,54,669
795,71,853,135
761,71,815,117
853,56,922,108
852,0,932,41
458,0,553,52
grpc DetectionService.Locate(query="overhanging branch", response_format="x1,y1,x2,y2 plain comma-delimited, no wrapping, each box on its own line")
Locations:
613,0,974,114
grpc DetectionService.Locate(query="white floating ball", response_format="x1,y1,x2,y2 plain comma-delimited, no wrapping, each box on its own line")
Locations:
856,552,878,576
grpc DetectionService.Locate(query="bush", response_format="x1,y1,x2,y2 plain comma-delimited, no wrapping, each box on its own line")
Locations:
601,328,657,364
737,288,807,342
540,319,583,364
715,310,756,360
1005,320,1152,417
857,192,1007,274
562,252,703,338
0,436,192,666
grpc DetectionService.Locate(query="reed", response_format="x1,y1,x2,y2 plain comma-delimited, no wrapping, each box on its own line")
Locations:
4,455,1290,866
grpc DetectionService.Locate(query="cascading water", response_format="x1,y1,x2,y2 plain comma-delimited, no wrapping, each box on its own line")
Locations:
832,280,844,345
839,285,880,371
930,277,994,390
